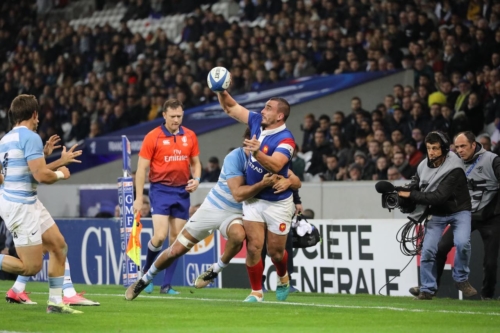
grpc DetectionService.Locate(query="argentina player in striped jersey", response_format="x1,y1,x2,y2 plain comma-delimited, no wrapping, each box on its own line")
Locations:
125,130,301,300
0,95,85,314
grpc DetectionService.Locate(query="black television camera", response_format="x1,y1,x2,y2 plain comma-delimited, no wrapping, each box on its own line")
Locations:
375,178,418,214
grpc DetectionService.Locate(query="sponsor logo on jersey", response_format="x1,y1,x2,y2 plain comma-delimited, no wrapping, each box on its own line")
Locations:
182,136,188,146
263,145,269,154
163,139,170,145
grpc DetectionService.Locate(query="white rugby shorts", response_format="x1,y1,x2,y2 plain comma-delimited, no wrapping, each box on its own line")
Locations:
243,195,295,235
183,200,243,240
0,195,55,247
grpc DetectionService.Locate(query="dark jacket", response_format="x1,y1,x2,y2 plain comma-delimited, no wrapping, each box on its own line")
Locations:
410,168,471,216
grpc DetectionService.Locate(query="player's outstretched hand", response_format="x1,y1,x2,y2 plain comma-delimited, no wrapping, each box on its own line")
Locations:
44,135,62,156
243,135,261,155
185,178,200,193
273,176,291,193
60,144,83,165
57,166,70,179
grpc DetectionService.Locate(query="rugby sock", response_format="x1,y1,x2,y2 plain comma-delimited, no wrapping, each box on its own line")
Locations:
272,250,288,279
213,258,228,273
12,275,30,293
161,257,179,289
48,276,64,304
142,263,159,282
0,254,4,270
143,241,162,273
62,258,77,297
246,259,264,292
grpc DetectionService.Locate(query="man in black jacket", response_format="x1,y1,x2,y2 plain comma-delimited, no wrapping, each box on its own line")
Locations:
398,131,476,300
409,132,500,299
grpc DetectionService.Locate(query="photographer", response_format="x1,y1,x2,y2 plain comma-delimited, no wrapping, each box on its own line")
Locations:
409,132,500,300
398,132,476,300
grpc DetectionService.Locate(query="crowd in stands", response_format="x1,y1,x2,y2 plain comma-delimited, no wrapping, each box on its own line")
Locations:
2,0,500,182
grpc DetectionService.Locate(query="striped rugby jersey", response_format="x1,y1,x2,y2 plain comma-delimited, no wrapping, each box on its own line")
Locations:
0,126,44,204
205,147,247,213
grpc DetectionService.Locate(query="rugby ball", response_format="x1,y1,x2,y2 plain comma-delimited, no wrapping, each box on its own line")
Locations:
207,67,231,92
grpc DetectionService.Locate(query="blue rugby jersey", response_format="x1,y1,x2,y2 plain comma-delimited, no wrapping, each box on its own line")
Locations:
246,112,295,201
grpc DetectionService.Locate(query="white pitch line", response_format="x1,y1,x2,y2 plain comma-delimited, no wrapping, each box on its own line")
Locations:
26,291,500,317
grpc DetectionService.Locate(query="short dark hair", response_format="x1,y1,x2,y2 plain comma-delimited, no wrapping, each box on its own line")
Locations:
9,94,39,125
425,131,450,150
318,114,331,122
325,154,338,161
270,97,290,121
243,127,251,140
456,131,476,144
162,99,184,112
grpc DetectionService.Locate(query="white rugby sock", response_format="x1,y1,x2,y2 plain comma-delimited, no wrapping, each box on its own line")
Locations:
213,258,228,273
12,275,30,293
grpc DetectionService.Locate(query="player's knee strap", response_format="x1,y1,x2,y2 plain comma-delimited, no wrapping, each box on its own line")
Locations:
177,234,195,250
228,219,243,229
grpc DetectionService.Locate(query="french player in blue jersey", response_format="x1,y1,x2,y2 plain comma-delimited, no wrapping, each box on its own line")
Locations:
217,89,296,303
0,95,84,314
125,130,301,300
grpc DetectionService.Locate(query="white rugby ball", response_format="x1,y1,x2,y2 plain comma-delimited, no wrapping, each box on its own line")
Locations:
207,67,231,92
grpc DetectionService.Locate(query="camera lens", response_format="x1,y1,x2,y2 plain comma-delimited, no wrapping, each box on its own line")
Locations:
385,193,399,209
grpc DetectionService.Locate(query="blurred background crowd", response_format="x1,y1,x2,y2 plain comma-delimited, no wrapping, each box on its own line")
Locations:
1,0,500,182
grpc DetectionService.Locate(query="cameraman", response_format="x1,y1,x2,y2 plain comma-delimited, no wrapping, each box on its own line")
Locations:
409,131,500,299
397,131,476,300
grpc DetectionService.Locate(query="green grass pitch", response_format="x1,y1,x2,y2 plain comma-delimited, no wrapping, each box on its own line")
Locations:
0,281,499,332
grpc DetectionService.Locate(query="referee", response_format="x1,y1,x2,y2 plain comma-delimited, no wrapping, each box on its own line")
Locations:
410,131,500,299
134,99,202,294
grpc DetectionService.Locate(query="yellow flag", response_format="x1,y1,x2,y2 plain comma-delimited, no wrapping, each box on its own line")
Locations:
126,212,142,267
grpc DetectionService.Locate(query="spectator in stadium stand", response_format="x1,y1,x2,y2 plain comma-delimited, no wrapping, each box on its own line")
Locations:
353,150,376,181
373,156,389,181
300,113,317,153
405,139,424,168
201,156,221,183
4,0,500,186
392,151,415,180
290,147,306,182
306,129,332,177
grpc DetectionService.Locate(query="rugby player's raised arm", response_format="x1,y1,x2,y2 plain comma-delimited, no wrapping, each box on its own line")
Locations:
227,174,277,203
217,91,249,124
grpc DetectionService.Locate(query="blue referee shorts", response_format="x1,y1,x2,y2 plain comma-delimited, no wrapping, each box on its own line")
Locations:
149,183,190,221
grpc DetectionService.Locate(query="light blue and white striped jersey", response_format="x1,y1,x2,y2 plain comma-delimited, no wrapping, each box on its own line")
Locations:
205,147,247,213
0,126,44,204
